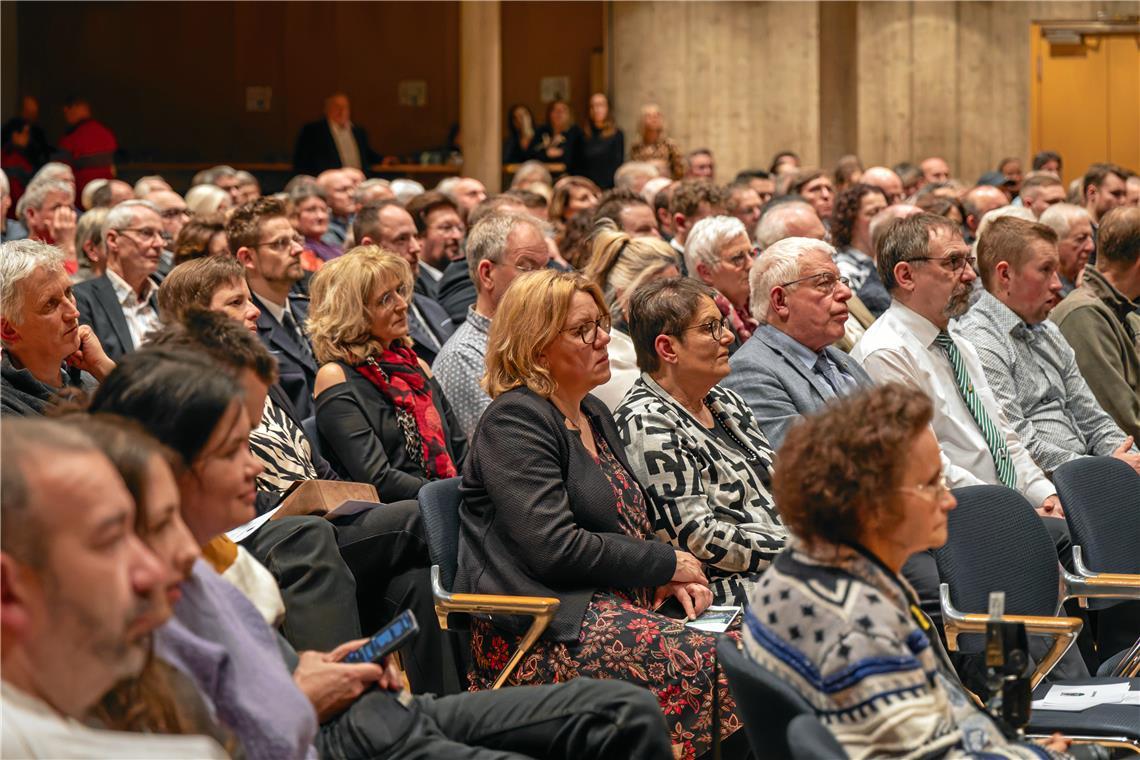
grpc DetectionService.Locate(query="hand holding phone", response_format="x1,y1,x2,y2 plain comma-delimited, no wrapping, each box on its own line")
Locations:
342,610,420,665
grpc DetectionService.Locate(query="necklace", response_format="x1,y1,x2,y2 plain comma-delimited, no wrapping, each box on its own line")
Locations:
705,398,761,464
552,398,584,431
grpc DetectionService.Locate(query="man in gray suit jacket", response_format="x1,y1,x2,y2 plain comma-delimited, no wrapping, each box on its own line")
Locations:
723,237,872,449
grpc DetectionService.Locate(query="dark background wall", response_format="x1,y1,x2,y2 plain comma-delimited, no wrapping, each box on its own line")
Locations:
5,1,603,164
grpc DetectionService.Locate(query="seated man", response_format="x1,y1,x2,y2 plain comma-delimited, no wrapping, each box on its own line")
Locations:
72,200,164,360
0,239,114,416
1051,206,1140,440
956,216,1139,475
1,417,225,758
723,236,872,450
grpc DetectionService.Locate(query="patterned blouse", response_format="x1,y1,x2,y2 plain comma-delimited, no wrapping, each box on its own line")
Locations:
249,396,319,498
614,374,786,605
630,136,684,180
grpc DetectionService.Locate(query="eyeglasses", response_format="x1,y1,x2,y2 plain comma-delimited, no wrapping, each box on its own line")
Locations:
675,315,729,341
257,234,305,253
115,227,165,242
897,475,950,501
778,272,851,294
377,286,412,311
907,254,976,273
159,208,191,220
722,247,760,270
562,314,612,344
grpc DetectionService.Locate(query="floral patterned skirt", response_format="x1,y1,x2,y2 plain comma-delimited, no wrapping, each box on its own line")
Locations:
469,589,742,759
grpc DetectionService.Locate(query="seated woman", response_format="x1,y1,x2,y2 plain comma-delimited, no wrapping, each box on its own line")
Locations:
583,224,680,408
172,213,228,266
830,183,891,316
289,183,341,271
615,277,785,605
456,269,744,759
684,215,758,351
741,384,1072,760
309,246,466,502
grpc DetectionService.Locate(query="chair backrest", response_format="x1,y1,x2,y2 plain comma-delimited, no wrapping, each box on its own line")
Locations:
787,713,848,760
301,416,321,460
933,485,1060,652
1054,456,1140,576
717,637,821,759
417,477,463,591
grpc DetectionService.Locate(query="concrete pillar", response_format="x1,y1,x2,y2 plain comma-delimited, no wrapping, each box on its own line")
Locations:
460,1,502,192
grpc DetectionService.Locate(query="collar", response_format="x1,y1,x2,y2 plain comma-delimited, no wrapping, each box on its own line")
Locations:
971,289,1027,338
105,268,153,305
756,322,824,373
327,119,353,133
253,292,288,325
887,300,943,349
1083,267,1140,316
419,261,444,281
464,305,492,334
637,372,719,426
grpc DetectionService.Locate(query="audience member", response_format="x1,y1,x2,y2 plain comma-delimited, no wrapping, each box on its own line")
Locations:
1033,150,1063,174
72,200,163,360
432,212,550,438
684,148,716,181
630,103,683,179
1082,163,1128,225
769,150,800,177
592,188,661,239
860,165,905,204
57,96,118,194
15,177,77,271
0,170,28,243
549,175,600,228
616,277,783,605
685,215,756,350
74,206,110,281
583,225,680,408
310,247,466,500
723,236,870,448
754,197,825,250
503,104,537,164
894,161,924,197
669,179,727,259
230,197,318,418
456,269,743,759
1051,206,1140,439
919,155,951,186
831,183,891,315
184,184,231,217
725,180,763,243
289,183,340,271
741,383,1074,760
316,168,357,246
1039,203,1094,296
580,92,624,189
533,99,583,173
91,179,134,209
444,177,488,224
1019,172,1066,217
406,191,465,288
789,169,835,224
0,417,226,758
293,92,379,175
833,153,864,193
961,184,1007,243
509,159,553,194
355,177,395,206
955,216,1139,475
172,214,227,265
734,169,775,205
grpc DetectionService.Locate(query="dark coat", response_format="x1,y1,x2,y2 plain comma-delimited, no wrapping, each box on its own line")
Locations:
253,293,318,420
455,387,676,641
72,274,156,361
436,260,477,326
292,120,379,176
407,295,455,367
314,360,467,503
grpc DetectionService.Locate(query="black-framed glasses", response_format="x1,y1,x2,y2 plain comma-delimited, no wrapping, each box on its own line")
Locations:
675,315,729,341
778,272,850,294
906,254,976,273
561,314,612,344
257,234,305,253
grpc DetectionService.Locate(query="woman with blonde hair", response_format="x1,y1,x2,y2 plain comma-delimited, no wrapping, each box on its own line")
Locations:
583,224,681,408
184,183,231,217
457,269,745,759
630,103,684,180
309,246,465,500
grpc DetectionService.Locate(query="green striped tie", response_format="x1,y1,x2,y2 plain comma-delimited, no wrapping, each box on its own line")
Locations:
933,331,1018,490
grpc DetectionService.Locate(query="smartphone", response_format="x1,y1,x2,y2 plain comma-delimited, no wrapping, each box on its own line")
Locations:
342,610,420,665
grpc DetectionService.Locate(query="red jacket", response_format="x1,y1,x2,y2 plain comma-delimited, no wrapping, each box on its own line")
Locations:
57,118,117,194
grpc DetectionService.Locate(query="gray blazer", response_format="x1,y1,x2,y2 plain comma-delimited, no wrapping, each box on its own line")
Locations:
723,324,873,449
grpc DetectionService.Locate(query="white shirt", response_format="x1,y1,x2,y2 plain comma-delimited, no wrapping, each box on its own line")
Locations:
105,269,160,350
593,328,641,410
851,301,1055,506
1,680,226,759
329,119,362,170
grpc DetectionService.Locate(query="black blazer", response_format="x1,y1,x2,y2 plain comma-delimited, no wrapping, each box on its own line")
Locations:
408,295,455,366
414,270,439,300
455,388,676,641
72,274,157,361
292,120,379,176
314,359,467,502
253,293,318,420
436,260,477,326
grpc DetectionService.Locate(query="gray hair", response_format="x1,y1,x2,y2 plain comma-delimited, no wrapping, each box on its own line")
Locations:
614,161,660,192
749,237,836,322
234,170,257,185
30,161,74,186
755,201,815,250
76,207,111,262
191,165,236,187
465,211,547,289
435,176,460,199
1038,203,1091,240
390,178,425,206
0,239,67,321
354,178,391,205
0,168,9,198
185,184,229,216
102,199,159,238
684,215,747,277
133,175,168,197
15,179,74,224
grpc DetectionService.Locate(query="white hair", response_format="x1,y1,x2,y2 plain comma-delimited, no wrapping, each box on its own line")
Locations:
390,179,425,206
975,205,1036,246
0,239,67,322
0,168,8,198
685,215,748,279
102,200,159,237
1037,203,1091,240
185,184,229,216
15,179,74,224
133,175,169,197
748,236,836,323
754,201,815,250
30,162,74,186
80,178,108,210
435,176,460,200
641,176,672,204
613,161,660,192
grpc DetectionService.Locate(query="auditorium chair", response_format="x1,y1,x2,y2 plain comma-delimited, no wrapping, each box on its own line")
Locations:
935,485,1140,751
1054,456,1140,677
417,477,560,689
716,637,846,759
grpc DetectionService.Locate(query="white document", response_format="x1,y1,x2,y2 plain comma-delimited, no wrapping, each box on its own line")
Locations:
685,606,743,633
1031,682,1132,712
226,507,279,543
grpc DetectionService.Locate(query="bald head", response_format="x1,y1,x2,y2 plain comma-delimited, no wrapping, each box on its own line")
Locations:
861,167,904,204
920,157,951,185
962,185,1009,233
755,201,826,250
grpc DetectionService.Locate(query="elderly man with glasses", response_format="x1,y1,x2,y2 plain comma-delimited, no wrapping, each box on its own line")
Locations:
72,200,164,360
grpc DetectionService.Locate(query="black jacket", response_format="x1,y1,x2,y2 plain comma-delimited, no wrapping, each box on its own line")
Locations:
455,387,676,641
436,260,477,326
314,360,467,503
408,295,455,367
72,274,156,361
253,293,318,420
292,120,379,176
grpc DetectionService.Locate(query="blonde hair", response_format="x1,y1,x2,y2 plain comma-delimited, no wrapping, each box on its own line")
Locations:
306,246,413,365
483,270,608,399
583,224,678,315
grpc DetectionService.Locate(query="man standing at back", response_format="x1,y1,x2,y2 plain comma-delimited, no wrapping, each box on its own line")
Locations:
293,93,379,176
